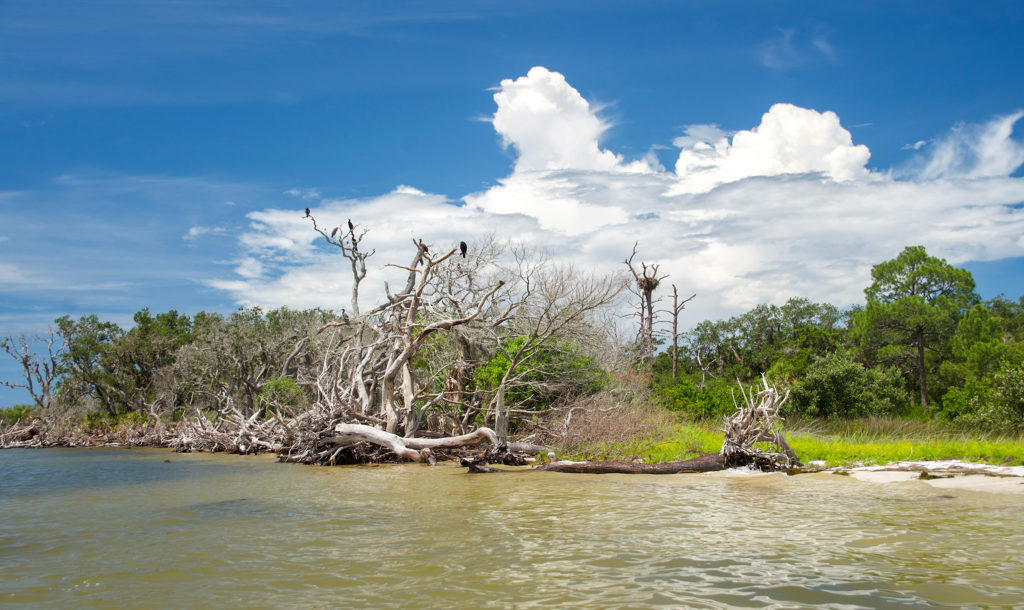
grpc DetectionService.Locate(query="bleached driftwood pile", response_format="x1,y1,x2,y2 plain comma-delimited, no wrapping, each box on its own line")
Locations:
720,376,800,470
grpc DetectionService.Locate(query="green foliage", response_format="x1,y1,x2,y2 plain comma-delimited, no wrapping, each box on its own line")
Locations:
54,309,193,417
175,306,332,415
474,335,605,412
256,376,308,417
943,362,1024,431
0,404,36,425
674,297,845,383
626,417,1024,466
851,245,977,410
81,410,148,433
786,352,906,418
653,378,735,420
55,314,126,415
786,434,1024,467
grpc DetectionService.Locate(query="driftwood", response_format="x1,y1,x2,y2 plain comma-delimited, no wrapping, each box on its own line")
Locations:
721,376,800,469
0,416,177,449
331,423,497,462
539,453,726,474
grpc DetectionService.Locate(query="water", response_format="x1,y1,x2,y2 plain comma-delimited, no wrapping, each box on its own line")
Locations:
1,449,1022,608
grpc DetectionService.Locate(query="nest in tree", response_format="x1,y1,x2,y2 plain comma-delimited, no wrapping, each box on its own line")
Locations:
637,276,660,292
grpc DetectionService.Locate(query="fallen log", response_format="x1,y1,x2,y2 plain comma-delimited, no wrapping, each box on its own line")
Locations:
539,453,726,474
331,423,497,462
470,377,797,476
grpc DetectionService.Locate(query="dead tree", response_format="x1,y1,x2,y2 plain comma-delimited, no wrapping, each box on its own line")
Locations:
308,214,374,315
485,247,626,448
624,243,667,366
1,329,65,411
663,285,696,379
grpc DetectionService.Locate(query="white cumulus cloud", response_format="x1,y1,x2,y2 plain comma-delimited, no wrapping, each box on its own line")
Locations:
672,103,870,193
491,66,654,174
213,67,1024,325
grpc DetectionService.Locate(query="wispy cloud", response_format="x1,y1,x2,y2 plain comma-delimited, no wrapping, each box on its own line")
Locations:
0,1,488,107
759,28,838,70
902,111,1024,180
183,226,227,241
284,188,322,200
0,171,258,324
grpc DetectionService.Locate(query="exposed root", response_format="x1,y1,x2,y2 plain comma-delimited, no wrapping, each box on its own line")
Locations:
721,375,800,470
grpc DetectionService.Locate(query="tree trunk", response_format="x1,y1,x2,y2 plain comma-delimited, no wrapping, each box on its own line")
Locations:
916,331,929,412
332,423,497,462
494,384,509,449
400,362,418,435
539,453,726,474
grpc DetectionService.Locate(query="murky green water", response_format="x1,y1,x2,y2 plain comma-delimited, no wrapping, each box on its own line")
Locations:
1,449,1022,608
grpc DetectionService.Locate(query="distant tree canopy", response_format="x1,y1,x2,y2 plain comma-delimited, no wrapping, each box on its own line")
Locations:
4,244,1024,434
654,246,1024,430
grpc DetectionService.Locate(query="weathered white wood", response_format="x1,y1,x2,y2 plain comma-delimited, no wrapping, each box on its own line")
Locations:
403,426,497,449
331,423,498,461
333,423,423,461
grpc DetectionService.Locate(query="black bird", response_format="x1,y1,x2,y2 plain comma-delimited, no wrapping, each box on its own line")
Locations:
422,243,429,254
305,207,310,217
348,219,354,231
460,241,468,258
331,227,339,238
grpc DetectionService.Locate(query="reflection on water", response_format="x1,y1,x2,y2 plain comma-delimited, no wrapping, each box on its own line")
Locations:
2,449,1023,608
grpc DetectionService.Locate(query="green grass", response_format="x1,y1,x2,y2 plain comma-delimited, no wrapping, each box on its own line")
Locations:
642,422,723,462
621,416,1024,467
783,416,1024,466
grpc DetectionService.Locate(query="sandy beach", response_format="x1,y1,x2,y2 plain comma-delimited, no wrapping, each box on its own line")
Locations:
847,460,1024,494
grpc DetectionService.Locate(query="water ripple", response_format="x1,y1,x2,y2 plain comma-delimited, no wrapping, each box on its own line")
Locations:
2,451,1023,607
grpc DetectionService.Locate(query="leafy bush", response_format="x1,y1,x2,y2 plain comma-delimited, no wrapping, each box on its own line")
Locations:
943,362,1024,431
654,379,736,420
786,352,906,418
474,336,605,412
256,376,308,417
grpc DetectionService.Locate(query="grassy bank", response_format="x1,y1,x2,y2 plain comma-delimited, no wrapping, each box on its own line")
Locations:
567,416,1024,467
783,417,1024,466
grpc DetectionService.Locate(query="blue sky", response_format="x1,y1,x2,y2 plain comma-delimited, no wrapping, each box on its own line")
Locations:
3,1,1024,404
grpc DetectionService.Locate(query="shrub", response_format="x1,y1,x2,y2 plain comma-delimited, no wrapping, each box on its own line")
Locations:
943,362,1024,431
654,379,735,420
786,352,906,418
256,376,308,417
0,404,36,425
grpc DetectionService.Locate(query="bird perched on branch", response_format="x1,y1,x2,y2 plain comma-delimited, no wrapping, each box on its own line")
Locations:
460,241,468,258
305,207,310,218
331,227,339,238
348,219,354,231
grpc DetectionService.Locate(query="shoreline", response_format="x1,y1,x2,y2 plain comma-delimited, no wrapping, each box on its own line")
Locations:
842,460,1024,495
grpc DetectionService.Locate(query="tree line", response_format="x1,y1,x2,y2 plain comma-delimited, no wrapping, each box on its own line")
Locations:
2,222,623,452
3,239,1023,443
653,246,1024,431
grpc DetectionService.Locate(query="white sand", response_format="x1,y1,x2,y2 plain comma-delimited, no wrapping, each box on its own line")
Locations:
847,460,1024,495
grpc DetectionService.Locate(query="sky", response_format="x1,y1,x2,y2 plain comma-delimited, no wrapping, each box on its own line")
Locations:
3,1,1024,404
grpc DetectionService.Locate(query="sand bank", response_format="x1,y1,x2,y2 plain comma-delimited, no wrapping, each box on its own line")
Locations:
847,460,1024,494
